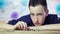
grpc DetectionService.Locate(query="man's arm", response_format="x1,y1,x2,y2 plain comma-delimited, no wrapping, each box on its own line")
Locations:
0,21,15,30
0,21,27,30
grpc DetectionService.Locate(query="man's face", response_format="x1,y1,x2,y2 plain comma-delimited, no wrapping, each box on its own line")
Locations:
30,5,48,26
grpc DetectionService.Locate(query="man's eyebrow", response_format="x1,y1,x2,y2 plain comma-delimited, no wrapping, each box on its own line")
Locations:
37,13,43,15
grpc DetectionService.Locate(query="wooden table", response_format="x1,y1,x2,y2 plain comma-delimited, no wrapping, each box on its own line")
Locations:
0,21,60,34
0,28,60,34
0,24,60,34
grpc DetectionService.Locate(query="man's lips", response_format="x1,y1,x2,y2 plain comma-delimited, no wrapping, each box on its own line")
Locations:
35,21,40,26
35,22,40,25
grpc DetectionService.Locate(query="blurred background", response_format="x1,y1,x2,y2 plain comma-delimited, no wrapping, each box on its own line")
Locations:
0,0,60,22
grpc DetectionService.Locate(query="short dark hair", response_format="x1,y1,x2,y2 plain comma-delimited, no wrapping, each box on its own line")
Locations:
29,0,47,10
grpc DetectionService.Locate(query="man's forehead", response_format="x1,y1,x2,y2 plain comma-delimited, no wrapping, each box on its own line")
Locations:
30,5,44,11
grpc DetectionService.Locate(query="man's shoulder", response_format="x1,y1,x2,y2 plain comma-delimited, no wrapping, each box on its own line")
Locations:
46,14,58,21
18,14,34,26
18,14,32,23
44,14,60,25
19,14,31,21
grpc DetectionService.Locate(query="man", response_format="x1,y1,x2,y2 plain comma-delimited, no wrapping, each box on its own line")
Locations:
8,0,60,30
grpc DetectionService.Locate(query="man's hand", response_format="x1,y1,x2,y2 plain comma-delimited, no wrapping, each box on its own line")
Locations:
0,21,27,30
14,21,27,30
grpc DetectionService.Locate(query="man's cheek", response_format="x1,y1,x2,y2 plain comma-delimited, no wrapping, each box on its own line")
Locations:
31,18,35,23
38,17,44,22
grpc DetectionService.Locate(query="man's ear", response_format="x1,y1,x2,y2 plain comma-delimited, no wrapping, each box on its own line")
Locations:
46,9,49,16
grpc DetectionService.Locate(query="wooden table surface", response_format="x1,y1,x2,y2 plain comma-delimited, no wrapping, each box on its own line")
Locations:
0,21,60,34
0,24,60,34
0,29,60,34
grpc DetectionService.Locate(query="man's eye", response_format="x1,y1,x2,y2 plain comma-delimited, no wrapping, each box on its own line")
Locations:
30,14,34,16
37,13,43,16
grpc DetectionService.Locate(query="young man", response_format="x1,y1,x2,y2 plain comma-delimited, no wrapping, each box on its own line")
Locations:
8,0,60,30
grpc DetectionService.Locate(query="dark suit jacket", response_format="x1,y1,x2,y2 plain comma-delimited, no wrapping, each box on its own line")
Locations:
8,14,60,26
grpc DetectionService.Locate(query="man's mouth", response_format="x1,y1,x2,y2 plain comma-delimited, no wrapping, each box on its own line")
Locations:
35,21,40,26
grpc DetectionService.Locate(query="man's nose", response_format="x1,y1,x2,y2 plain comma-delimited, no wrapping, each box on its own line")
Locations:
34,16,38,21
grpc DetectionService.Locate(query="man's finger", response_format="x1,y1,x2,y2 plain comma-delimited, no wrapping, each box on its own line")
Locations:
23,23,27,30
